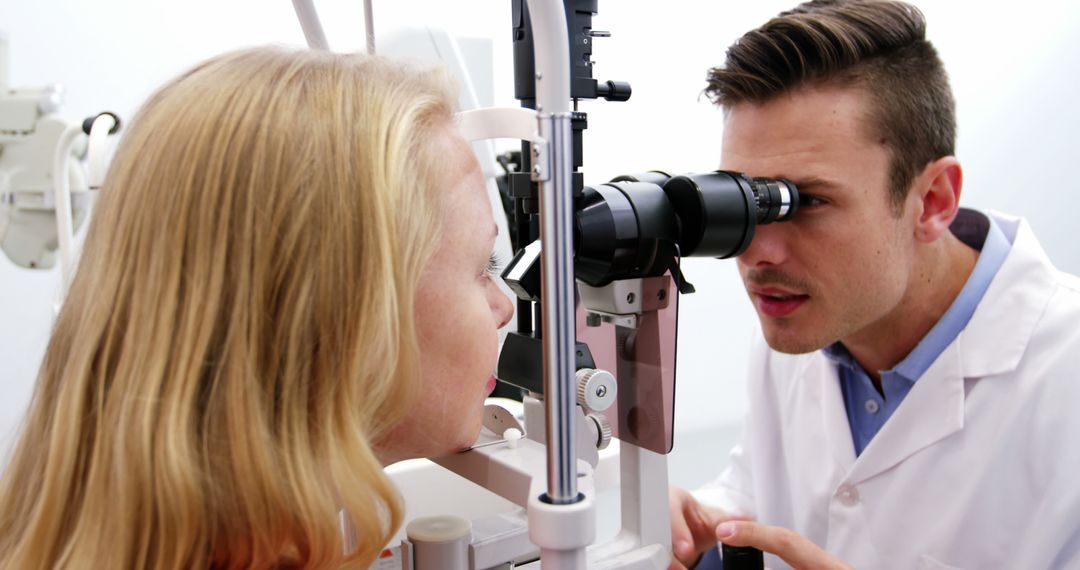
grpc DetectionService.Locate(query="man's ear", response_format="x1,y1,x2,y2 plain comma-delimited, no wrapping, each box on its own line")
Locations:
913,156,963,244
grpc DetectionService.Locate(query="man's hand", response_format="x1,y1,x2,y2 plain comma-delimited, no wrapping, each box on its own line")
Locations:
668,486,746,570
716,520,852,570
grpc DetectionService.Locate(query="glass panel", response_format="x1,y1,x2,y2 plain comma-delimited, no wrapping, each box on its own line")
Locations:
576,271,679,454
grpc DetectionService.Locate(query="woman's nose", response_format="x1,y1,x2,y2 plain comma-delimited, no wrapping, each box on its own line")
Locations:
494,290,514,329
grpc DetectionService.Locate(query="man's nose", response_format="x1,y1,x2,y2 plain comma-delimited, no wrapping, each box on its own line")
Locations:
738,222,789,268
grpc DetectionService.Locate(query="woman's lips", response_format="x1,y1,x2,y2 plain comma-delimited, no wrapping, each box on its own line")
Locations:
752,287,809,318
486,376,498,394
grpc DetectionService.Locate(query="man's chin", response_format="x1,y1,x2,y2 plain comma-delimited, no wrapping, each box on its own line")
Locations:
762,327,830,355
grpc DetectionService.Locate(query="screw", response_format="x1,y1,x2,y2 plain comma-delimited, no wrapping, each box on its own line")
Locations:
657,289,667,301
626,292,636,304
535,72,543,80
595,385,607,398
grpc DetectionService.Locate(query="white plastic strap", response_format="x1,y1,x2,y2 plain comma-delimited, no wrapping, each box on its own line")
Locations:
456,107,542,143
87,113,117,190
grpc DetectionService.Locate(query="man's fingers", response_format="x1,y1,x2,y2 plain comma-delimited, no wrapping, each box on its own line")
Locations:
686,503,714,543
668,488,706,566
666,560,690,570
718,520,791,551
700,505,752,530
672,537,696,563
668,502,694,558
669,486,764,567
716,521,852,570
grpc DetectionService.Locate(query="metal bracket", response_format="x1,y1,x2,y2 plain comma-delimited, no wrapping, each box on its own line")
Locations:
532,113,553,182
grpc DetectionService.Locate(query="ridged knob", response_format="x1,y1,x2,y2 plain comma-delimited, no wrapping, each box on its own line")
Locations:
575,368,617,412
588,413,613,450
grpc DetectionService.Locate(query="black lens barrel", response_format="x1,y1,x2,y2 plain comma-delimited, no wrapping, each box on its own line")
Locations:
662,171,757,259
573,170,798,287
575,180,679,287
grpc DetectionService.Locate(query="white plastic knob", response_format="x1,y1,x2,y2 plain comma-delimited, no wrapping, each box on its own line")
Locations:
503,427,523,449
575,368,617,412
38,84,64,114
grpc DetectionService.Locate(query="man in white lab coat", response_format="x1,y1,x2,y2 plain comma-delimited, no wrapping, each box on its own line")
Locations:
668,1,1080,569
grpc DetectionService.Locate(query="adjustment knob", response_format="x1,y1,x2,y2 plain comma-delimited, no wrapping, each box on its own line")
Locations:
597,80,632,102
588,413,613,450
576,368,617,412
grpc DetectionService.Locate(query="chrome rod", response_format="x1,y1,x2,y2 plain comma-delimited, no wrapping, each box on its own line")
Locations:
538,112,577,504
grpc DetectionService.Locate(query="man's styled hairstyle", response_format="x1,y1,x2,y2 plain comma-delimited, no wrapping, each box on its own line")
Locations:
706,0,956,210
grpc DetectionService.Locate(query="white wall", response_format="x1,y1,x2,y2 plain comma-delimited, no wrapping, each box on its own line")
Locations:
1,1,1078,474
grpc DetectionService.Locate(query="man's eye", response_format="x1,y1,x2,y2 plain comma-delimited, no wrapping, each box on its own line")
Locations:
800,194,827,208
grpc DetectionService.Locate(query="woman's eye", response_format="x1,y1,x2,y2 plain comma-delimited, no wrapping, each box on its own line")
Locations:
484,251,506,278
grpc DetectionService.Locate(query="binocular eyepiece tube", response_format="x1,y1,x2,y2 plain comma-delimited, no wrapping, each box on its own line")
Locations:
574,170,799,288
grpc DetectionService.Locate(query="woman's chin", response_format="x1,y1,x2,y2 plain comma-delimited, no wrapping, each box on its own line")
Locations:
375,410,487,464
453,418,485,452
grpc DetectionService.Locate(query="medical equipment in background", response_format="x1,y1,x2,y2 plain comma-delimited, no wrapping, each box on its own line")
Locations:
291,2,799,568
0,31,121,304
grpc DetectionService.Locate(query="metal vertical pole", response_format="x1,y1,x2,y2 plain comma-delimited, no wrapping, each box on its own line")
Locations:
536,111,576,503
525,0,577,507
363,0,376,54
290,0,331,50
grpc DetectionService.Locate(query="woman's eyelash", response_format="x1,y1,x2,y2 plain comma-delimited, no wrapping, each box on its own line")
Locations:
485,251,507,276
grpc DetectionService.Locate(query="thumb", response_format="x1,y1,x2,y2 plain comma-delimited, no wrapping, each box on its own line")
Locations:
716,520,851,570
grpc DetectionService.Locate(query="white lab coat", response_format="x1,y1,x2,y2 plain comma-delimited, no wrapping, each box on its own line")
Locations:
695,211,1080,570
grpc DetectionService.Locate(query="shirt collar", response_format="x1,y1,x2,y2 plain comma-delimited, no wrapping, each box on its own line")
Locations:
824,209,1012,383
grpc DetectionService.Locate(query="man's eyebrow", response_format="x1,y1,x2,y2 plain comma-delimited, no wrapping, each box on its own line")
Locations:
786,177,835,191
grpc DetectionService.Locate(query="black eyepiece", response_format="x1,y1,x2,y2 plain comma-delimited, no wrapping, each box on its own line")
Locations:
749,176,798,223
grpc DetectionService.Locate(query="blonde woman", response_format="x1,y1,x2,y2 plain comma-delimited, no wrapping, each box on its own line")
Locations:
0,47,513,568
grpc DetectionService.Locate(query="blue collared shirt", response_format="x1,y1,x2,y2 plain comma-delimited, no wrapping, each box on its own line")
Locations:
823,210,1013,456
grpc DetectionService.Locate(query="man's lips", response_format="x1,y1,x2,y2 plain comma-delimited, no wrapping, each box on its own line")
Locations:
486,376,498,394
750,286,809,318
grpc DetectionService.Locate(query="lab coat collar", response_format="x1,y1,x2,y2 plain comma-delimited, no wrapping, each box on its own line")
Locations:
808,212,1055,485
802,335,965,484
846,344,965,484
956,212,1056,378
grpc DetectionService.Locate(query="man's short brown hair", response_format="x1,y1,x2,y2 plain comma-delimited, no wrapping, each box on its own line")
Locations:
706,0,955,211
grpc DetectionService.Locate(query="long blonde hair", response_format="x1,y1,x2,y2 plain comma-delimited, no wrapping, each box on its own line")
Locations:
0,46,454,568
